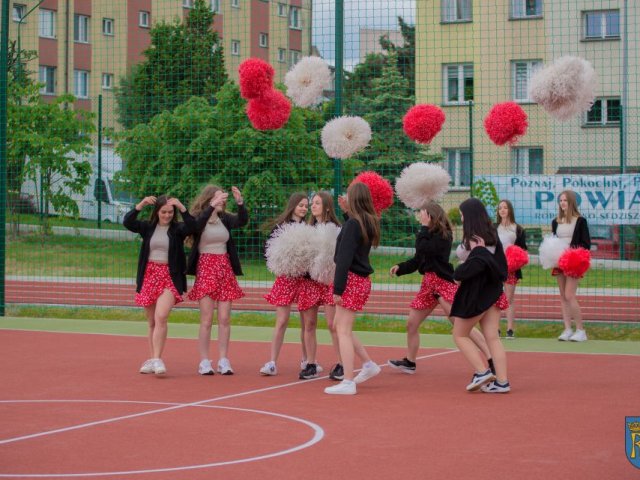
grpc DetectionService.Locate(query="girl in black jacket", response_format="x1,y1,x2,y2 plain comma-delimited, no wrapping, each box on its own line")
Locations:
123,195,196,375
187,185,248,376
451,198,510,393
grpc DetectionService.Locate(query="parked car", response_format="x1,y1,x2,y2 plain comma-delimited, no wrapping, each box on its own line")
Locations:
589,224,638,260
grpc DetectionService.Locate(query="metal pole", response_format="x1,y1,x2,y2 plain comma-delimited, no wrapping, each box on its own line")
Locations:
621,0,628,174
97,95,102,229
333,0,344,212
468,100,474,195
0,0,11,315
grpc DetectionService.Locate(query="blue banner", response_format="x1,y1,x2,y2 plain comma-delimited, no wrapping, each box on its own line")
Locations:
626,416,640,469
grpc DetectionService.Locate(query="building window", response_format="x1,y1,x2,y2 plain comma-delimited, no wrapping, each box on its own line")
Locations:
211,0,220,13
231,40,240,56
259,33,268,48
289,6,300,29
102,18,114,35
182,0,193,7
442,0,472,22
512,60,541,102
139,11,150,28
102,73,114,90
511,0,542,19
231,0,239,8
74,14,89,43
73,70,89,98
278,3,287,17
444,64,473,104
512,147,543,174
39,9,56,38
13,4,26,22
289,50,300,66
445,149,471,187
38,66,56,95
585,98,621,126
583,10,620,40
278,48,286,63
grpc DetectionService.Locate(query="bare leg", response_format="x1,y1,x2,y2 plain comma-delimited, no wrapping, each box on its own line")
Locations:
301,306,318,364
452,313,487,374
442,298,492,360
299,312,307,363
556,275,572,330
563,276,583,330
504,283,517,332
334,305,357,381
198,296,216,360
217,300,232,359
270,305,291,363
405,308,431,361
151,289,175,359
478,307,507,383
325,305,342,363
144,305,156,358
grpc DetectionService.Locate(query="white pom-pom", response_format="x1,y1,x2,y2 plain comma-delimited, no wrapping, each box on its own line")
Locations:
395,162,451,209
539,235,569,269
321,116,371,159
529,56,597,121
265,223,316,277
284,56,332,108
309,223,341,285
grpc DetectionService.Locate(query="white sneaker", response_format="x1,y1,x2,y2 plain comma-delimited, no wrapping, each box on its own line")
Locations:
558,328,573,341
153,358,166,375
217,358,234,375
354,362,381,385
569,329,588,342
198,359,215,375
139,359,155,374
324,380,356,395
260,361,277,376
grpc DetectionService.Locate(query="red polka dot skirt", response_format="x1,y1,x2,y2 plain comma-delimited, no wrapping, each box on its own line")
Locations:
298,278,335,311
187,253,245,302
264,276,304,307
410,272,458,311
135,261,183,307
338,272,371,312
505,272,519,285
495,292,509,310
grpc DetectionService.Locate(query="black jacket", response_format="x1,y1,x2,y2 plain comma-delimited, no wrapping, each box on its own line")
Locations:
333,218,374,295
495,223,528,280
187,204,249,276
551,216,591,250
123,208,197,294
395,226,454,282
450,240,508,319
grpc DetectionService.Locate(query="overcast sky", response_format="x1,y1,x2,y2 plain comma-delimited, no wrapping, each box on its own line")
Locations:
312,0,415,71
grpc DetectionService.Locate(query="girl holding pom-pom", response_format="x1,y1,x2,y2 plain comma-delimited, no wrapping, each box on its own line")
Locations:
552,190,591,342
124,195,197,376
187,185,248,376
495,200,528,339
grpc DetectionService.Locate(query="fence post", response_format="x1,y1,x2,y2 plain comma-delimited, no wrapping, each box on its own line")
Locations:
0,0,10,315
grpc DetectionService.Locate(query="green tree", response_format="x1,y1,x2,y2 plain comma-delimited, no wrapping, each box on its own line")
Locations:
115,0,226,128
379,17,415,96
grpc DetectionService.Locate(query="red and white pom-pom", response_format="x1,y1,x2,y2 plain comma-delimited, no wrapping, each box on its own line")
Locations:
505,245,529,273
284,56,331,108
395,162,451,208
558,247,591,278
529,56,597,121
265,223,316,277
321,116,371,159
238,58,275,100
402,104,446,144
350,171,394,215
309,223,341,285
484,102,528,146
539,235,568,270
246,89,291,130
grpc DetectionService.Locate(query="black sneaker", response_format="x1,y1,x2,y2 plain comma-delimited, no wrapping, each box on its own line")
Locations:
329,363,344,381
299,363,318,380
506,329,515,339
387,357,416,374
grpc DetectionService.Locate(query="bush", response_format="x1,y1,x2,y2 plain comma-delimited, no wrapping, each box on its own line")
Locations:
447,207,461,226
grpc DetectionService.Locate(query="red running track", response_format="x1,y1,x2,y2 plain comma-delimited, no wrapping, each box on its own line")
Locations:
6,279,639,322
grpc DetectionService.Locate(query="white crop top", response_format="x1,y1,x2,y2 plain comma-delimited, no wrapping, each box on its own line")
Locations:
556,218,576,246
149,225,169,263
199,220,229,254
497,224,517,249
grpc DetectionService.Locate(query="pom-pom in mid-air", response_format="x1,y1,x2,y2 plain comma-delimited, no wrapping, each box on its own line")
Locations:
558,247,591,278
284,56,332,108
350,171,394,215
505,245,529,273
484,102,528,146
265,223,317,277
402,104,446,144
246,89,292,130
321,116,372,159
394,162,451,209
539,235,568,270
238,58,275,100
309,223,341,285
529,56,597,121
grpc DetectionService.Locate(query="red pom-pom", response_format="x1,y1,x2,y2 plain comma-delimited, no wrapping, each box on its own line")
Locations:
350,171,394,215
505,245,529,273
402,104,446,144
558,247,591,278
238,58,275,100
246,89,291,130
484,102,528,146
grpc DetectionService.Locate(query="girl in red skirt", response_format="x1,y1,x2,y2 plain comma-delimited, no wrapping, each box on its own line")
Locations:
124,195,196,375
260,193,311,376
324,182,381,395
187,185,248,376
387,201,494,376
450,198,510,393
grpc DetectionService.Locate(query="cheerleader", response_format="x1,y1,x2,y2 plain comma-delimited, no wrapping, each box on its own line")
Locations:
451,198,510,393
552,190,591,342
388,201,494,375
260,192,312,376
324,182,381,395
187,185,248,375
495,199,528,339
124,195,196,375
